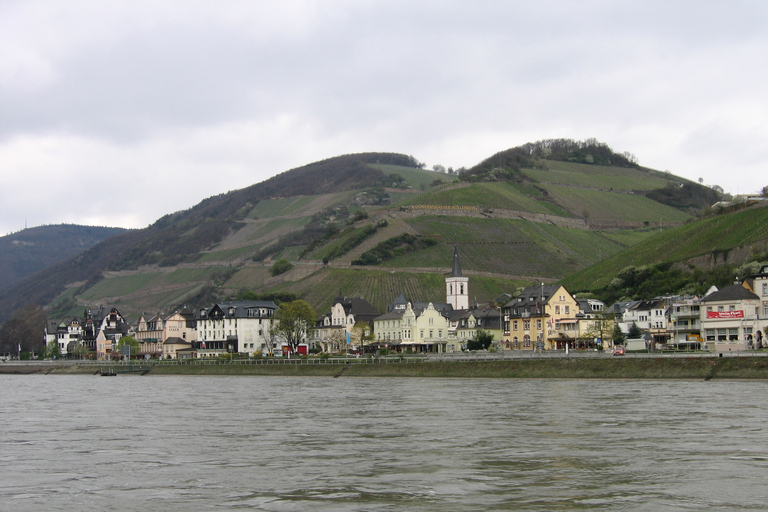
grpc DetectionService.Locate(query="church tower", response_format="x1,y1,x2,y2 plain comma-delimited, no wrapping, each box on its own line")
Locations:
446,246,469,310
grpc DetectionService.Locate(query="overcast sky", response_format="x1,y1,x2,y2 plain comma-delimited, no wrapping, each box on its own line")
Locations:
1,1,766,235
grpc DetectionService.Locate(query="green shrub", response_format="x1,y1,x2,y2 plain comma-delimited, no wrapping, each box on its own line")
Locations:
271,259,293,276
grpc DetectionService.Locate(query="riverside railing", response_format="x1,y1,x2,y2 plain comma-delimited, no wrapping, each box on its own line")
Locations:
2,349,766,368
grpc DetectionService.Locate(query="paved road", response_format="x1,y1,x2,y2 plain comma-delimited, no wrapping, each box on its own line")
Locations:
426,350,767,362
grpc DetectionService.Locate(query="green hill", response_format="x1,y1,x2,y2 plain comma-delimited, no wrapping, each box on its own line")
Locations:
0,141,740,324
561,204,768,294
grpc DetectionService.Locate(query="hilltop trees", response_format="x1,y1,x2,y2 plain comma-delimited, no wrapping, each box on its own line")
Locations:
461,138,640,182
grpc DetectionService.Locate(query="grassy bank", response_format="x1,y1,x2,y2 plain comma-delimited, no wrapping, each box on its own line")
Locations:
6,356,766,379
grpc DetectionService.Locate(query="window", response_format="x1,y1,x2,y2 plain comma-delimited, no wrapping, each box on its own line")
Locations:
513,320,518,331
555,306,560,314
763,283,768,296
565,306,570,314
537,319,542,330
524,319,530,330
729,329,739,341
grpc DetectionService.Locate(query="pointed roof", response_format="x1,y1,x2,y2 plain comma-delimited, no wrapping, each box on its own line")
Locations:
451,246,463,277
701,284,759,302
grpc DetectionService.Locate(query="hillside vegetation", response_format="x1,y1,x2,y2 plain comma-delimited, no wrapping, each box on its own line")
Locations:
562,204,768,298
0,140,742,325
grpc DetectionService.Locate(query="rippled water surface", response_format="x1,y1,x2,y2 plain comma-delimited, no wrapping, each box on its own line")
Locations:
2,375,768,511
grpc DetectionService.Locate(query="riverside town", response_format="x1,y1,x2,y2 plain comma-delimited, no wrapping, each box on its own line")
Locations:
38,249,768,361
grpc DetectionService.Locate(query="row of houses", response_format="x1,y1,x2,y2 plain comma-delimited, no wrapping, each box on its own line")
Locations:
609,267,768,351
43,250,768,359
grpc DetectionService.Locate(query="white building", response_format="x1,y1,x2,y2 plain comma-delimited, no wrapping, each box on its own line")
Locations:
623,299,668,345
312,296,379,353
373,299,456,353
196,301,278,357
700,284,760,351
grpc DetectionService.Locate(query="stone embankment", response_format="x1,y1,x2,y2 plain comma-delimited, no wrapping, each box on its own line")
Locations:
3,353,768,379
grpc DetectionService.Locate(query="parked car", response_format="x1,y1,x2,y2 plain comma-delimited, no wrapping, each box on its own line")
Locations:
613,346,625,356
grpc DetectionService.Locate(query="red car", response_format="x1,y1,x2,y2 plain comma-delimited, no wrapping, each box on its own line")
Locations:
613,346,625,356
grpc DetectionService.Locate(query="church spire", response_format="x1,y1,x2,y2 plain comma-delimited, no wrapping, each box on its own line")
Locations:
446,246,469,310
451,246,462,277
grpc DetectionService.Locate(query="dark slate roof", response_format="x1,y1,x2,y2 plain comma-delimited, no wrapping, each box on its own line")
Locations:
701,284,760,302
320,296,380,327
411,301,453,317
341,297,379,317
449,309,470,322
628,299,666,312
388,294,409,311
374,310,405,321
503,284,561,309
164,337,191,346
451,246,463,277
197,300,278,320
607,300,640,315
471,307,501,320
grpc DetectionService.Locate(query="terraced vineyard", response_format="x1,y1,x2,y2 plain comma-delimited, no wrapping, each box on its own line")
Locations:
79,267,225,302
396,182,565,215
543,185,693,224
266,267,528,315
246,192,357,219
523,160,673,190
370,216,638,277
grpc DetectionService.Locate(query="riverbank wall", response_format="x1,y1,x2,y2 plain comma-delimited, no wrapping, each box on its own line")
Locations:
3,356,768,379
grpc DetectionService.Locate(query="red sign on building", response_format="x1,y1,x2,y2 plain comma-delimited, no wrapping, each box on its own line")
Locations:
707,310,744,319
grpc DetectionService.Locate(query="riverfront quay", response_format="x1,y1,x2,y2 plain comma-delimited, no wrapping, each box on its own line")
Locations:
4,354,768,379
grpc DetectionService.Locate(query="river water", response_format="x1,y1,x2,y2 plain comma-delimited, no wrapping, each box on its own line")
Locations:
1,375,767,511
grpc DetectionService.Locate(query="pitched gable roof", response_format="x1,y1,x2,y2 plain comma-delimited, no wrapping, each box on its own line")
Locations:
701,284,759,302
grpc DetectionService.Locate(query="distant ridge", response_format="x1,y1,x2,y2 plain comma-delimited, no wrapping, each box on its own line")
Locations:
0,224,127,292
